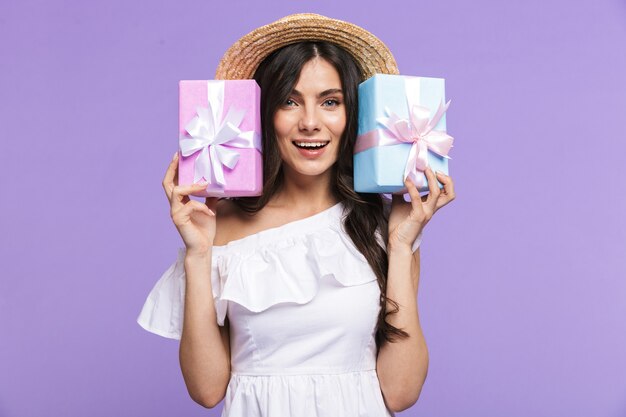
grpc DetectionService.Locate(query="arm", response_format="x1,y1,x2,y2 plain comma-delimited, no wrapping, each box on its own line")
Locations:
376,168,455,412
377,246,428,412
162,152,231,408
179,251,231,408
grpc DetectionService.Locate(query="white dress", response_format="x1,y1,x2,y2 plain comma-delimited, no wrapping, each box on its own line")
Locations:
137,202,421,417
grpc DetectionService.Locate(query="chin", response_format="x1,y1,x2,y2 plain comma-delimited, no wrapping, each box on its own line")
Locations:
285,160,336,178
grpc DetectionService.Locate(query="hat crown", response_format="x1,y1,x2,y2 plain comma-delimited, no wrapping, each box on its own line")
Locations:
215,13,399,81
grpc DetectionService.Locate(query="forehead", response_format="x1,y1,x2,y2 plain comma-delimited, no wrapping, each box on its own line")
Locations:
294,58,342,92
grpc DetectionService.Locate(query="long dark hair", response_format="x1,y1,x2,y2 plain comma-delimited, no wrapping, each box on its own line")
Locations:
232,41,408,348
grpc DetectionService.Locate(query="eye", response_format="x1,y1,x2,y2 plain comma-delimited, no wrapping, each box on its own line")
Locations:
323,98,340,107
284,98,297,107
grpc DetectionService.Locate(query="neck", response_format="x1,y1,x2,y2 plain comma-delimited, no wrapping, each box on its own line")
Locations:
270,166,338,213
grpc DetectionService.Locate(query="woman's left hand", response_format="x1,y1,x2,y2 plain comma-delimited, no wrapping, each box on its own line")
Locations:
388,167,456,252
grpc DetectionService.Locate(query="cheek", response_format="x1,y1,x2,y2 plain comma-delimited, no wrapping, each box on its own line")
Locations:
327,111,347,137
272,117,291,160
273,113,289,139
274,135,290,162
274,111,302,150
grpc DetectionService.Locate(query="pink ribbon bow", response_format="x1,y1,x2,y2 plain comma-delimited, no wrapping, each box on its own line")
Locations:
378,100,454,188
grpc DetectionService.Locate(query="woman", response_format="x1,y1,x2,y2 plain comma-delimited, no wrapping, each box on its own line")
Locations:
139,14,455,417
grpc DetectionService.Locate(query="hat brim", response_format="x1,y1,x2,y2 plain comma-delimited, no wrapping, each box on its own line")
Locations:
215,13,399,81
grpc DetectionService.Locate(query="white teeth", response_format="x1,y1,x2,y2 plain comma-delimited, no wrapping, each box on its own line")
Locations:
294,141,329,148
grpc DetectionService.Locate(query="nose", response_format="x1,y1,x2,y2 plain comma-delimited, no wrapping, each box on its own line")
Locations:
298,105,321,133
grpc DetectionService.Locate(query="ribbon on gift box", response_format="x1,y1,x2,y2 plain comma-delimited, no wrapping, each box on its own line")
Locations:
179,81,261,187
354,77,454,188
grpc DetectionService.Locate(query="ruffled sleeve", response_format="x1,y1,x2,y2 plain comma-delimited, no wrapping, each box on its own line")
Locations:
137,248,225,340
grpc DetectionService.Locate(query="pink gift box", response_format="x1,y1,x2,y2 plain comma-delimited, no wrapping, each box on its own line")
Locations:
178,80,262,197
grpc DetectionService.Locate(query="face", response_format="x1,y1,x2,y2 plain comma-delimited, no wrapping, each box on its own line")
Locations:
273,57,346,181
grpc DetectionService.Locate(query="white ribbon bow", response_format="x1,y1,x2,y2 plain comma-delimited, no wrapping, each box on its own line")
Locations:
180,80,264,187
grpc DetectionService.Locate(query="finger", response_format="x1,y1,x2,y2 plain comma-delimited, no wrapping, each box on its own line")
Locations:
436,171,455,197
172,199,212,224
171,182,208,211
404,178,425,217
184,200,212,217
424,167,441,212
435,171,456,208
162,152,179,202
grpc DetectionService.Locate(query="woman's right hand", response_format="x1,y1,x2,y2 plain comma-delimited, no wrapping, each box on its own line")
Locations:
162,152,218,255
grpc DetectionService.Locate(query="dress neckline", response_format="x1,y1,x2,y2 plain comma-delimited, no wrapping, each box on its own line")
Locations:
213,202,344,252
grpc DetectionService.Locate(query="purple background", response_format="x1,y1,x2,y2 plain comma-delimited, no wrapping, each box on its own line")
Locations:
1,0,625,416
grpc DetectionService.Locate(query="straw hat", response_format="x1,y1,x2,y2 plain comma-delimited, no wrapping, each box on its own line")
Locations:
215,13,399,81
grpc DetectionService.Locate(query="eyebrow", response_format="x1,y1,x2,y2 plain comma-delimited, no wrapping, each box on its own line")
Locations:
291,88,343,98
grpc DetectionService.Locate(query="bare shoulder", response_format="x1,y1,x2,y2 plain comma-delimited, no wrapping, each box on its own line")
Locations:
213,199,258,246
213,199,303,246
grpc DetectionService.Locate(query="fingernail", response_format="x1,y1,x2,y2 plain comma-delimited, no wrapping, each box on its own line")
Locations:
197,181,208,186
172,152,179,160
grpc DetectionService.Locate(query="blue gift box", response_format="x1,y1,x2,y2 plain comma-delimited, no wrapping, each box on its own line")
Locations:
354,74,451,193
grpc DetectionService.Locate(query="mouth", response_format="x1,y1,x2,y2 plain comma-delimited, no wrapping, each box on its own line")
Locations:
292,140,330,150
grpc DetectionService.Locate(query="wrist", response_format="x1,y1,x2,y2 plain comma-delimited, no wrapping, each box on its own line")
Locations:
184,247,212,260
386,241,414,257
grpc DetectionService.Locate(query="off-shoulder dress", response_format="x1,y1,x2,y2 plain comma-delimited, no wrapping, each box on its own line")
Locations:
137,202,421,417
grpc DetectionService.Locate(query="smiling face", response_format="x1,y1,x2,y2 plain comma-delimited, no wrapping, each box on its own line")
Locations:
273,57,346,182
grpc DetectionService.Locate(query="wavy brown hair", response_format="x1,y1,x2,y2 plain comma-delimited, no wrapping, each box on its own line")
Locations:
232,41,408,348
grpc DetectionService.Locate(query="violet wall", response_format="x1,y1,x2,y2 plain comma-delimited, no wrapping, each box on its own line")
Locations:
1,0,625,416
